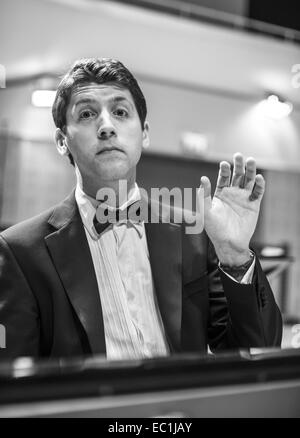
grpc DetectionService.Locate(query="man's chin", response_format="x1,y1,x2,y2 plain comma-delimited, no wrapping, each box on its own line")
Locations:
96,164,132,182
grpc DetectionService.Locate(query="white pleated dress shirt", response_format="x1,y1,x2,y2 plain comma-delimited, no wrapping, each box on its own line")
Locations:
75,184,169,360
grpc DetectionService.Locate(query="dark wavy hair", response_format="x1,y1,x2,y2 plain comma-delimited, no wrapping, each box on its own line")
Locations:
52,58,147,165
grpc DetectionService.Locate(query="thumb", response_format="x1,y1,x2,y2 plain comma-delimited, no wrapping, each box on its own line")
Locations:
199,176,212,211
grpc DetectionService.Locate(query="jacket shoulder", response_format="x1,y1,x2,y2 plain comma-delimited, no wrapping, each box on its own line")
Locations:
0,191,77,248
0,207,56,248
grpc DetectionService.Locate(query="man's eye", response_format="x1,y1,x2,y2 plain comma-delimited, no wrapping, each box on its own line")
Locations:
113,108,128,118
79,110,96,119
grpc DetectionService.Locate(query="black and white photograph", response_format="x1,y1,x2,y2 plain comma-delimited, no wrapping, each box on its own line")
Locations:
0,0,300,420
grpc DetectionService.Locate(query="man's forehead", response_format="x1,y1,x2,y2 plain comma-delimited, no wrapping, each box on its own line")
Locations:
70,83,133,104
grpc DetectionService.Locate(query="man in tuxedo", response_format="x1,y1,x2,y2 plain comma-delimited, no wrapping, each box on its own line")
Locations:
0,58,282,359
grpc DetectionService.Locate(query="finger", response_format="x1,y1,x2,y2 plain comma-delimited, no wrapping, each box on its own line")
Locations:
231,153,245,187
215,161,231,194
250,174,265,201
200,176,212,210
244,157,256,191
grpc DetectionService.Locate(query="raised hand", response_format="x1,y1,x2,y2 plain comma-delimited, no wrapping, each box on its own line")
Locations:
199,153,265,266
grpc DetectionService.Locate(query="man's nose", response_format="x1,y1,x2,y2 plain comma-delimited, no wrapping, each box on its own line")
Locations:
97,112,116,140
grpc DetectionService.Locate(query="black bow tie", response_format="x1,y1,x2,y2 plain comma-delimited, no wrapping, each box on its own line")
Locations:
93,201,142,236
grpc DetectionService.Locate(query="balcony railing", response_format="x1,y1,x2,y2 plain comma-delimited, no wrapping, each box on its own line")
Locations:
106,0,300,44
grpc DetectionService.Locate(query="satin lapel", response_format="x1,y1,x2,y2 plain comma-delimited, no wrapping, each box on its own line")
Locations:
145,220,182,352
45,193,106,355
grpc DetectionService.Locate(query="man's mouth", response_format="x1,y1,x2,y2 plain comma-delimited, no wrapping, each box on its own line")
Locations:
96,146,123,155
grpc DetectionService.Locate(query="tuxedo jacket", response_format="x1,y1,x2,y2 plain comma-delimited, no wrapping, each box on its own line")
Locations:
0,192,282,359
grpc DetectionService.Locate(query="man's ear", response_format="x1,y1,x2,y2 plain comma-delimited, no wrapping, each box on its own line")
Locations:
55,128,69,156
142,121,150,150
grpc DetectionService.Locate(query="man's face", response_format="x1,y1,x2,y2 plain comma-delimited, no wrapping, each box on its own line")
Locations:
59,82,149,196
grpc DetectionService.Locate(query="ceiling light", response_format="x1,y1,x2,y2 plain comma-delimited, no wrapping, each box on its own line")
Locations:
31,90,56,107
259,94,293,120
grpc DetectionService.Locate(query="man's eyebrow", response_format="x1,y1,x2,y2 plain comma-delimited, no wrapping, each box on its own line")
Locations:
112,96,133,107
73,98,98,108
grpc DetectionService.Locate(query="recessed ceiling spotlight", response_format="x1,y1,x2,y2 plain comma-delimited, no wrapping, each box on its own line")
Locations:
259,94,293,120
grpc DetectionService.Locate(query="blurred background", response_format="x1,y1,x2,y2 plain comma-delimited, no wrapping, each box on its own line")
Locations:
0,0,300,342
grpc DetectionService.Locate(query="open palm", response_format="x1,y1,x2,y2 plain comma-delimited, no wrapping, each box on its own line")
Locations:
200,153,265,264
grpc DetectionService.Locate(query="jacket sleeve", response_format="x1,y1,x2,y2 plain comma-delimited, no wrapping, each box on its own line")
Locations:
0,235,40,359
207,240,283,351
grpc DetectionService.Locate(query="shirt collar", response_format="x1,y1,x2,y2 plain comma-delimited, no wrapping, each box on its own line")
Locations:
75,182,143,240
